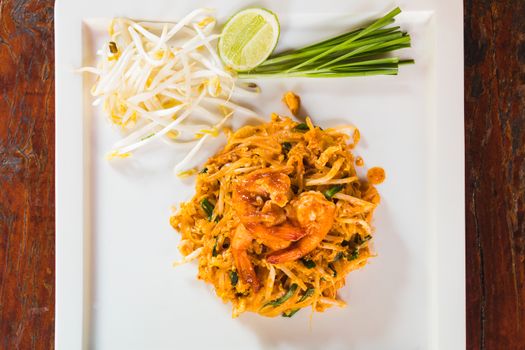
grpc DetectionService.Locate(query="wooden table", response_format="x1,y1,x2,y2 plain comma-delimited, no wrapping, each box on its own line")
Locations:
0,0,523,348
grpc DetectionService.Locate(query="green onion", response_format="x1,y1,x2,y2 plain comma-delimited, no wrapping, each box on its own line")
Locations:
229,271,238,286
298,288,315,303
282,309,300,317
333,252,344,262
324,185,343,200
348,249,359,261
328,263,337,277
282,142,292,153
200,167,208,174
264,284,298,307
301,258,316,269
200,198,214,220
212,237,219,257
294,123,309,132
239,7,412,79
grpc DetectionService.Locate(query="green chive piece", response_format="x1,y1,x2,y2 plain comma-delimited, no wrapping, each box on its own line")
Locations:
229,271,238,286
290,7,402,71
212,237,219,257
200,167,208,174
298,288,315,303
264,284,298,307
200,198,214,220
328,263,337,277
348,249,359,261
294,123,309,132
282,308,300,317
282,142,292,153
300,258,316,269
324,185,343,200
333,252,344,262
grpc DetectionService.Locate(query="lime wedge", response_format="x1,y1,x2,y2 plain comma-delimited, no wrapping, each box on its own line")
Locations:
218,8,280,72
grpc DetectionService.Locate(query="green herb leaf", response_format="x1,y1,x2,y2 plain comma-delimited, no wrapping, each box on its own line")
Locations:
264,284,298,307
200,198,214,220
282,308,300,317
328,263,337,277
298,288,315,303
324,185,343,200
353,233,364,245
348,249,359,261
212,237,219,257
300,258,316,269
282,142,292,153
333,252,344,262
294,123,309,132
229,271,238,286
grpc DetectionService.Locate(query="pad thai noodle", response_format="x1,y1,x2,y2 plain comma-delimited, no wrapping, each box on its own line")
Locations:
170,95,382,317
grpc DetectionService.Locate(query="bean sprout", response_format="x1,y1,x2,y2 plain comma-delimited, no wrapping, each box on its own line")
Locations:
80,9,259,172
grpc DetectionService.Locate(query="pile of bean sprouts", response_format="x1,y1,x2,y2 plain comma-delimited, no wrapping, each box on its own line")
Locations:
79,8,261,173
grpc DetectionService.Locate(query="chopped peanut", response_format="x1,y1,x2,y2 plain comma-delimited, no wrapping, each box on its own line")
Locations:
282,91,301,115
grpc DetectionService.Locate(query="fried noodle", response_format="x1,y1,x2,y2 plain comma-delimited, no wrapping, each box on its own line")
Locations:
170,113,381,318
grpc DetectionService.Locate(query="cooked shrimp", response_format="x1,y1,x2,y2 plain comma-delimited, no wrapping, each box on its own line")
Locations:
245,222,301,250
232,225,261,292
267,191,336,264
232,170,306,246
233,170,292,213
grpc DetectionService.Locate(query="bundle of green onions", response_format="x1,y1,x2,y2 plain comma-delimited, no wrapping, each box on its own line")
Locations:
239,7,413,78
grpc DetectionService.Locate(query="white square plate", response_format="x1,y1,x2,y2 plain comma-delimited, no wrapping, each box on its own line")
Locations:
55,0,464,349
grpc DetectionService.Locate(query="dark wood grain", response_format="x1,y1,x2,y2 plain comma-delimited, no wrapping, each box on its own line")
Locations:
465,0,525,349
0,0,524,348
0,0,55,349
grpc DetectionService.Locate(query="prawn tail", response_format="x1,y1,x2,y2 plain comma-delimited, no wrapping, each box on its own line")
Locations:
235,250,261,292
